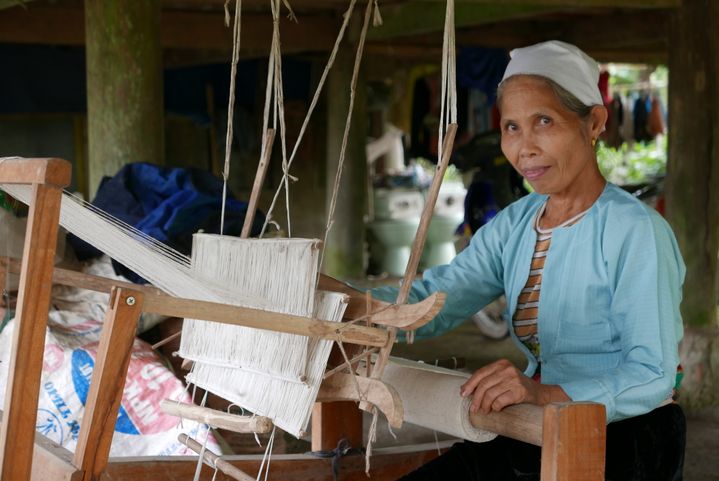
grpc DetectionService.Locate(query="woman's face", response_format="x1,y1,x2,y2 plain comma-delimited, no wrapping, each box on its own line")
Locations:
499,76,603,197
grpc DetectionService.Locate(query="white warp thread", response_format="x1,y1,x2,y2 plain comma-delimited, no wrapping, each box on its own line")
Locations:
180,235,320,381
381,358,496,443
0,184,320,382
187,290,347,437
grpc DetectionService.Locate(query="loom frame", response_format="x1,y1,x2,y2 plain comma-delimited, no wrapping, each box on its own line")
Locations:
0,158,606,481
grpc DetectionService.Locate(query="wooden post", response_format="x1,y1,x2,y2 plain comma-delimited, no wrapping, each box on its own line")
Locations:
311,347,363,451
73,288,143,481
323,14,368,279
0,176,67,481
85,0,164,196
311,401,363,452
540,403,606,481
665,0,719,327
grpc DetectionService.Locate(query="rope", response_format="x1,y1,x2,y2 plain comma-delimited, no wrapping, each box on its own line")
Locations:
318,0,375,274
220,0,243,234
406,0,456,344
260,0,359,238
438,0,457,160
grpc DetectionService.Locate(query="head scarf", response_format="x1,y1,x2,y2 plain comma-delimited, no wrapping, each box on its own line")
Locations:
500,40,603,107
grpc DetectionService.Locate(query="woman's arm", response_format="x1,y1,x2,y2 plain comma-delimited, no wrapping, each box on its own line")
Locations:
559,211,685,422
370,210,511,339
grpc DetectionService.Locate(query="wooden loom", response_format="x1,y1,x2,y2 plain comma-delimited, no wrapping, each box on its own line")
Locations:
0,158,607,481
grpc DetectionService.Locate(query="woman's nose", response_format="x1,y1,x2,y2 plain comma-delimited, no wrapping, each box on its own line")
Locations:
518,134,539,158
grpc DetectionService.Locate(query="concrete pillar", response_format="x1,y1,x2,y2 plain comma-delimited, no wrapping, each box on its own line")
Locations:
666,0,719,327
85,0,164,196
323,31,368,279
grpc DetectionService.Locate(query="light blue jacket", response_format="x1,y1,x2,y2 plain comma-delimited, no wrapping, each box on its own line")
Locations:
372,183,685,422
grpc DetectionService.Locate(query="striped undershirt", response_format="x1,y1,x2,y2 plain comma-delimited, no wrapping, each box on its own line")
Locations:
513,202,591,367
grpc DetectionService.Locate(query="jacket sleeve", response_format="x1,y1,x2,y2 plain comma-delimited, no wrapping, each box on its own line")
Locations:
559,211,685,422
370,210,509,339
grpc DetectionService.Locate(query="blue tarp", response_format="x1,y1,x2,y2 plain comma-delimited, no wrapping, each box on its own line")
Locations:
69,162,265,282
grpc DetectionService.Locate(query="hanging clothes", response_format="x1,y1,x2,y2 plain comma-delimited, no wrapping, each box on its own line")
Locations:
620,93,635,144
633,93,653,143
648,95,666,137
603,93,624,148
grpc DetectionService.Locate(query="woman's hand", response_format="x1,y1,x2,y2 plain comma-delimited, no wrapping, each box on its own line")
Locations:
460,359,569,414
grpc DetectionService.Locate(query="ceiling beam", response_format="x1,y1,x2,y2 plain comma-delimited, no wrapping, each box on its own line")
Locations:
0,5,337,54
368,3,563,40
421,0,679,6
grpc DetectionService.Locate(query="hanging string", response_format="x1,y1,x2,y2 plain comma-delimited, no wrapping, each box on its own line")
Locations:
259,0,359,238
318,0,375,274
220,0,243,235
437,0,457,157
365,406,379,475
406,0,456,345
255,426,277,481
372,0,382,26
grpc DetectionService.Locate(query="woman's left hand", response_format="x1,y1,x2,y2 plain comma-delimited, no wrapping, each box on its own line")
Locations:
460,359,569,414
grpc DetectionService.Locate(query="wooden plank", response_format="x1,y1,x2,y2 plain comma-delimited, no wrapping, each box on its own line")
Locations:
0,5,336,53
31,433,82,481
160,401,273,434
178,434,255,481
0,258,390,348
310,401,364,453
540,402,606,481
141,294,389,348
0,183,65,481
0,157,71,186
100,443,448,480
73,288,143,481
468,403,544,446
2,259,441,332
317,374,403,429
317,274,445,329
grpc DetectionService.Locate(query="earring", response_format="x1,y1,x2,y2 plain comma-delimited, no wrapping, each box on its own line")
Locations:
591,138,597,147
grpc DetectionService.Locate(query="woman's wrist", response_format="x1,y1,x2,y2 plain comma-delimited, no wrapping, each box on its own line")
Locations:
538,384,571,405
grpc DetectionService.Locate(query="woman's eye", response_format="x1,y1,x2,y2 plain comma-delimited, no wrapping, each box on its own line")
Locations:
504,123,518,132
538,116,552,125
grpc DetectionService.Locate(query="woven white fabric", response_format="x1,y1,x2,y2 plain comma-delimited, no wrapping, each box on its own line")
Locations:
187,290,347,437
179,235,320,382
382,358,496,443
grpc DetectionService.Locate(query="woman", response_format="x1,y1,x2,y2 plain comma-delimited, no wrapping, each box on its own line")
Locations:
377,41,686,480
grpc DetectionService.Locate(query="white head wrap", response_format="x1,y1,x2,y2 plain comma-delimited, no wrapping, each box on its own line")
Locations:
500,40,603,107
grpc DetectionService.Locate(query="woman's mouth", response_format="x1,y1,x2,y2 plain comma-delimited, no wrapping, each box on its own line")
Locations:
522,166,549,181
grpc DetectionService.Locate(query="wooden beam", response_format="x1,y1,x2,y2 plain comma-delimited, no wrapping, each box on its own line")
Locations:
429,0,678,6
469,403,545,446
540,403,606,481
310,401,364,452
0,181,66,481
73,288,143,481
159,401,273,434
100,445,445,480
368,3,562,40
31,433,82,481
0,158,71,187
0,5,337,53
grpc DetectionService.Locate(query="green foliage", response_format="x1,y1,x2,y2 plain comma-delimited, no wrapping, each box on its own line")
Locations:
597,137,667,185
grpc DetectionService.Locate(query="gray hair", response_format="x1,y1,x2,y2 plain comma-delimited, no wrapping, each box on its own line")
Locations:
497,74,594,120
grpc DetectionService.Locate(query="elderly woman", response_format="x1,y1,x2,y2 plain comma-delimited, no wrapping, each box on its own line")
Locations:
379,41,686,481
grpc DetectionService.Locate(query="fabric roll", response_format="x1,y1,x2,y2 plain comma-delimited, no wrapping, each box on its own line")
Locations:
382,357,496,443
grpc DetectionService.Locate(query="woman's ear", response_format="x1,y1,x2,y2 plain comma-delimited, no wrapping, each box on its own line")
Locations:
589,105,608,139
